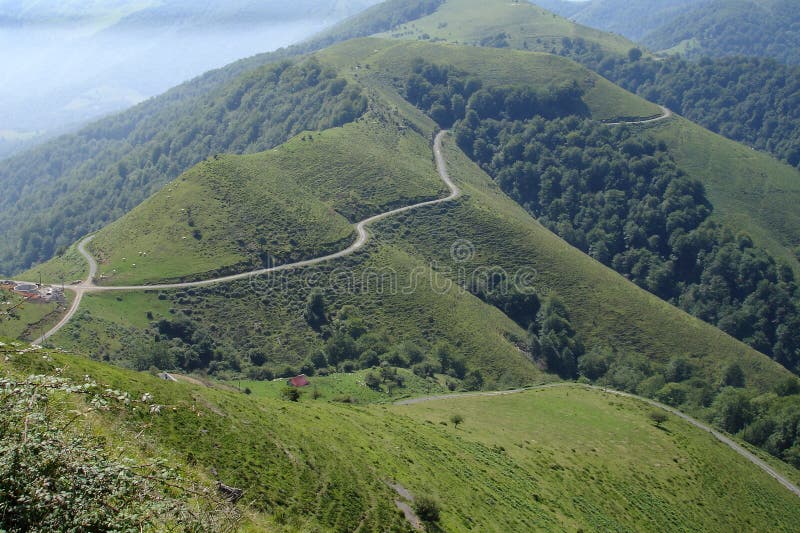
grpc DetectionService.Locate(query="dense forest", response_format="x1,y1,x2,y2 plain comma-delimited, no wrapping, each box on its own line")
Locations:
641,0,800,65
598,54,800,169
405,58,800,466
525,36,800,170
0,59,366,274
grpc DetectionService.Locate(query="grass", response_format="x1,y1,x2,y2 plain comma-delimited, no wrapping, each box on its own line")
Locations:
392,385,800,531
18,241,89,285
377,0,638,56
321,37,661,121
647,116,800,273
82,118,445,286
0,288,73,342
228,368,450,403
3,345,800,531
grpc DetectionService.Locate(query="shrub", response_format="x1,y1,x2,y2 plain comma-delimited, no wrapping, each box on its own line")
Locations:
281,387,301,402
413,495,441,524
649,410,668,428
364,372,382,391
0,371,238,532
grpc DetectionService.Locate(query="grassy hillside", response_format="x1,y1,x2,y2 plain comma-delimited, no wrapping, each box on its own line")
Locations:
45,116,795,396
34,41,796,392
325,38,661,121
378,0,637,56
4,344,799,531
85,119,444,285
383,130,796,392
647,117,800,271
88,153,353,286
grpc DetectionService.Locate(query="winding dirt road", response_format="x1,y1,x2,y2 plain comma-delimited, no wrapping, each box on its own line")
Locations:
34,131,460,344
395,383,800,498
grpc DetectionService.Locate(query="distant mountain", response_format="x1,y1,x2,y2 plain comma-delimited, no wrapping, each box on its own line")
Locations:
532,0,707,41
532,0,800,65
642,0,800,65
0,0,379,157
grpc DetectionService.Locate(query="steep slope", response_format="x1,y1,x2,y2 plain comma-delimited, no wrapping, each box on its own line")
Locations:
647,117,800,271
16,35,800,470
86,120,444,285
4,344,800,531
375,1,800,273
41,60,795,392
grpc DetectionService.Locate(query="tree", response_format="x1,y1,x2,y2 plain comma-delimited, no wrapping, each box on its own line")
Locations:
664,356,693,382
325,332,357,366
304,290,327,329
712,388,754,433
721,362,746,388
628,47,643,62
450,413,464,428
649,410,668,428
364,372,381,391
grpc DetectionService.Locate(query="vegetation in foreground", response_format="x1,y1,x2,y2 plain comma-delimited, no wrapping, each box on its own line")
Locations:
2,341,799,531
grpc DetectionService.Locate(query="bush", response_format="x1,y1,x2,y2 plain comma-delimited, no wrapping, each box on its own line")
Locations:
656,383,689,407
281,387,301,402
0,372,237,532
649,410,668,428
364,372,381,391
413,495,441,524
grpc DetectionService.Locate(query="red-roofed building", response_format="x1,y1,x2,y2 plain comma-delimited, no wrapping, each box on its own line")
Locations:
288,374,310,387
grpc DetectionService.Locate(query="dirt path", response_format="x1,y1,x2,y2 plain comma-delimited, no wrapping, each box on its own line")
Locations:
604,105,673,126
394,383,800,498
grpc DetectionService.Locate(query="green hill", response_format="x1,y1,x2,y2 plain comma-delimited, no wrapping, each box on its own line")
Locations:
378,0,637,55
0,0,446,277
3,343,799,531
87,120,444,286
647,117,800,272
325,38,660,121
